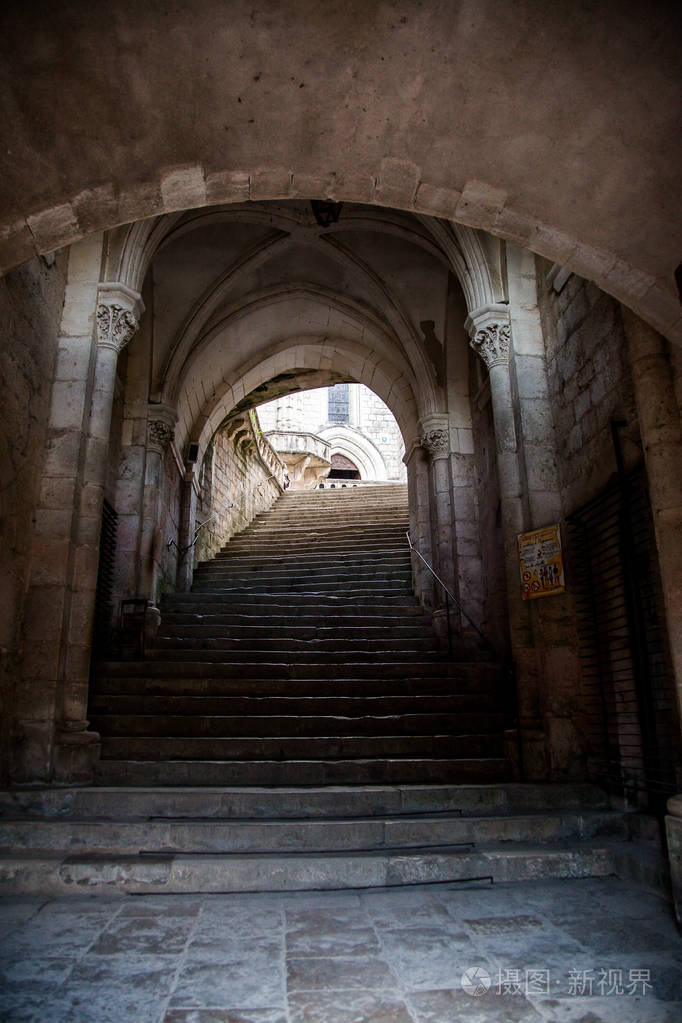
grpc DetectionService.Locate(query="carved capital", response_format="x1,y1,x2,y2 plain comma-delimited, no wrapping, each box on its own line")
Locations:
470,322,511,370
146,402,178,455
147,418,175,453
464,302,512,372
96,303,139,352
421,428,450,461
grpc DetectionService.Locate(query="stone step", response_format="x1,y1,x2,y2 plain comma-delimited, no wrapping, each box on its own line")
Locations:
191,569,414,586
189,580,414,594
218,540,409,558
209,549,411,566
98,734,506,760
94,659,500,680
92,674,500,697
89,711,502,739
139,653,454,670
161,594,423,611
89,694,490,717
93,757,512,786
194,564,413,581
156,620,432,638
0,811,627,856
0,841,625,895
0,783,611,819
152,637,439,653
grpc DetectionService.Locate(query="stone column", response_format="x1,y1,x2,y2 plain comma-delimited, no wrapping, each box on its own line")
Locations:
466,303,546,777
404,440,434,608
140,404,178,614
177,466,199,592
53,283,144,779
466,305,528,640
622,310,682,922
420,415,458,599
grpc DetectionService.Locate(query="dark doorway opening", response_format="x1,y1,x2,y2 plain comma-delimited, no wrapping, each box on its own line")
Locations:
328,453,360,480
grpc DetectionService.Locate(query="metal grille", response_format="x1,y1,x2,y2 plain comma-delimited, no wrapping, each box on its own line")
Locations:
566,467,681,808
327,383,349,422
92,499,118,656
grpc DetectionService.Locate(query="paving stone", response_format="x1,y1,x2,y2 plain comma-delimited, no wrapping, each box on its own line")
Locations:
286,954,396,992
407,986,543,1021
39,954,177,1023
377,925,476,991
89,913,195,954
288,990,413,1022
163,1012,287,1023
171,959,286,1010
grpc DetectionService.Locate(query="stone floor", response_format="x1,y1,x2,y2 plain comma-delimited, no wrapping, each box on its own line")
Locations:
0,877,680,1022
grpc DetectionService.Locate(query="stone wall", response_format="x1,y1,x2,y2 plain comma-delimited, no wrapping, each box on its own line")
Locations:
537,260,641,514
355,387,406,479
0,254,67,783
194,413,283,567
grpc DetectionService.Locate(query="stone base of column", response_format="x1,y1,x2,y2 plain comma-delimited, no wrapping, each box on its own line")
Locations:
53,727,100,783
665,796,682,928
518,724,550,781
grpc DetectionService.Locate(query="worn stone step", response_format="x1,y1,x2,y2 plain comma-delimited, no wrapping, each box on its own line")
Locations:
0,841,623,895
92,757,512,786
0,783,611,820
89,694,490,717
141,652,451,668
94,659,499,680
209,550,410,567
190,580,414,594
152,637,439,653
99,734,506,760
161,594,423,611
194,563,412,581
0,811,628,856
92,673,501,698
156,621,432,638
89,711,502,739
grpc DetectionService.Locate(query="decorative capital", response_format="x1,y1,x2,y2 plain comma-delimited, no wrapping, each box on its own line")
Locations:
464,302,512,372
96,281,144,353
470,322,511,370
421,428,450,461
147,403,178,455
96,303,139,352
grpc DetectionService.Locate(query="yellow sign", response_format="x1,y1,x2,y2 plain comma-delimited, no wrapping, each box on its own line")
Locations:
518,524,565,600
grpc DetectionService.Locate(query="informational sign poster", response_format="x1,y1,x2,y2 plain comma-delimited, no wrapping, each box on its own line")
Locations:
518,524,565,600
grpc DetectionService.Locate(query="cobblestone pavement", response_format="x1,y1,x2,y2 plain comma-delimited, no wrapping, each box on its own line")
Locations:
1,877,680,1022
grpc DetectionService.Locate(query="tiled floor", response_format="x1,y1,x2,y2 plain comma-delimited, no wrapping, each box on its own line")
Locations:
1,877,680,1022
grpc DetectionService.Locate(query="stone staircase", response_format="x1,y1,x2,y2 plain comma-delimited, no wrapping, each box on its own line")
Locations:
1,782,661,896
89,483,511,786
0,485,665,896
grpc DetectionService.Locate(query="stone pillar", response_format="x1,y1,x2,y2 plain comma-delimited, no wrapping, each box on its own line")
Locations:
622,309,682,703
140,404,177,605
466,303,546,777
622,310,682,918
420,415,458,603
53,284,143,779
177,467,199,592
15,251,144,782
404,440,434,609
466,305,528,642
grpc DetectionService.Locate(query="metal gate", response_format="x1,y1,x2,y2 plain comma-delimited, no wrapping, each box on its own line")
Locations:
566,466,681,810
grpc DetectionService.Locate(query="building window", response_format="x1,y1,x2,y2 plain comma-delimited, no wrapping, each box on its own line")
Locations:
328,383,349,422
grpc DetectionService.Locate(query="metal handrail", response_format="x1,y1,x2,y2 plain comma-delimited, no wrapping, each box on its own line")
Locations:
166,512,219,556
406,530,493,654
